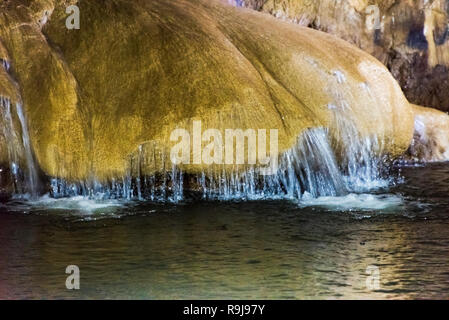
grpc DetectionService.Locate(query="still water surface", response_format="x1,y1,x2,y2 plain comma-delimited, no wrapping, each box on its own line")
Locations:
1,163,449,299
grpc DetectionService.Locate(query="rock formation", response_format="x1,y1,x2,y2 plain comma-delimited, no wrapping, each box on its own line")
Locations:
0,0,446,198
239,0,449,112
408,104,449,161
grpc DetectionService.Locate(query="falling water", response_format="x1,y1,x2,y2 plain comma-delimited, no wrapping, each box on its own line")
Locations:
0,97,39,196
192,124,388,201
1,96,21,191
44,120,390,203
329,108,389,192
15,103,39,196
1,97,390,202
1,55,40,196
1,83,390,202
193,127,346,200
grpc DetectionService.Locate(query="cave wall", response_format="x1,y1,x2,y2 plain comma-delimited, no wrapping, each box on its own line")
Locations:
240,0,449,112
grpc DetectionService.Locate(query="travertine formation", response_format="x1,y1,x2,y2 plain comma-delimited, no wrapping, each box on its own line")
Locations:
0,0,446,192
408,104,449,161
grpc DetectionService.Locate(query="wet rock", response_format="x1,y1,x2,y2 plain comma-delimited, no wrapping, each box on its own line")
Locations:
0,0,436,187
242,0,449,112
405,104,449,162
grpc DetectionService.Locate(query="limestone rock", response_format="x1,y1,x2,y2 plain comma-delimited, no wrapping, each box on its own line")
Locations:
407,104,449,162
0,0,422,183
242,0,449,112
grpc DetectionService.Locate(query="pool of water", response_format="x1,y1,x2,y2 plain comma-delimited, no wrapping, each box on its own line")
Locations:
1,163,449,299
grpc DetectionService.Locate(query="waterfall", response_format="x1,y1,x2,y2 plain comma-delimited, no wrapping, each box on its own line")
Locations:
0,80,389,203
1,55,39,196
1,97,21,192
42,93,392,202
193,128,346,200
15,103,39,196
191,125,388,201
0,97,39,196
49,166,185,202
44,121,391,203
329,107,389,192
1,98,390,202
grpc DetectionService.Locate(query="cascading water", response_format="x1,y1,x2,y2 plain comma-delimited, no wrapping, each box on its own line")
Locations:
328,106,390,193
45,115,391,203
1,96,21,191
1,56,40,197
0,97,40,197
194,127,347,201
1,59,390,203
192,123,388,201
15,103,39,195
1,97,390,203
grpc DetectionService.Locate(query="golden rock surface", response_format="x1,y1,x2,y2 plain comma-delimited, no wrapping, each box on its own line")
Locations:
408,104,449,162
0,0,421,182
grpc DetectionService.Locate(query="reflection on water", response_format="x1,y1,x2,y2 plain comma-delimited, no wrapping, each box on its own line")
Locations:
1,163,449,299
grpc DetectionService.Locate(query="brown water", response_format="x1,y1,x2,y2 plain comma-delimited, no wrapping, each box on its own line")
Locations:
1,163,449,299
